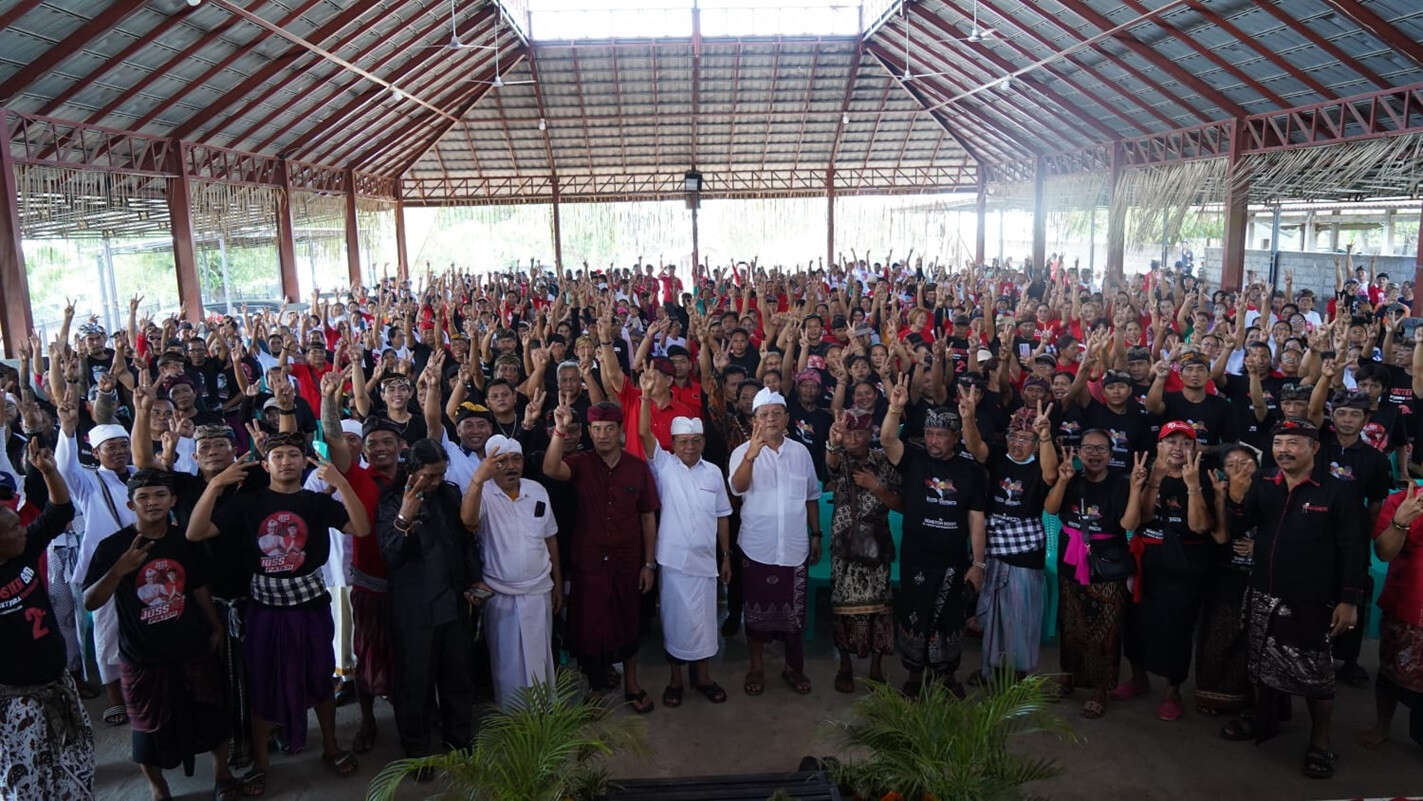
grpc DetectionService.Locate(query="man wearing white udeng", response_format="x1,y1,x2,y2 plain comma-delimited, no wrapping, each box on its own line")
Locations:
459,435,562,708
636,370,732,706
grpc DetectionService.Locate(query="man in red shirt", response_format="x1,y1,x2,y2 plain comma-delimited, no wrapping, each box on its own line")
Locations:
617,360,697,460
286,341,333,415
659,266,684,305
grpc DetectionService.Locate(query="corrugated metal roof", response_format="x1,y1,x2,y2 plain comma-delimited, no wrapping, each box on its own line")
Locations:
1,0,1421,205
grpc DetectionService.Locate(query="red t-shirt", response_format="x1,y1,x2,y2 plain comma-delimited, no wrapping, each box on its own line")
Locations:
342,463,392,580
1374,490,1423,627
288,361,332,415
617,382,698,461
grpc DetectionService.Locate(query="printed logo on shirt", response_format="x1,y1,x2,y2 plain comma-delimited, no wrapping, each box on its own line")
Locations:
1107,428,1129,451
1362,421,1388,452
1328,461,1355,481
1302,503,1329,514
924,477,957,500
794,418,815,442
257,510,309,573
1058,419,1081,436
0,566,41,614
136,559,186,624
998,477,1023,500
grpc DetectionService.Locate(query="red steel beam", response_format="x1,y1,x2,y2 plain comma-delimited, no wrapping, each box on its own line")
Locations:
1247,1,1389,91
568,46,596,172
1316,0,1423,70
251,5,499,158
611,44,628,173
866,43,1025,163
1045,0,1249,119
1116,0,1290,108
34,7,199,117
0,1,45,35
907,8,1122,142
985,0,1210,125
133,0,332,138
363,56,521,175
303,41,512,170
0,111,33,357
936,0,1158,134
862,69,896,167
790,47,822,168
208,0,429,147
761,40,783,171
0,0,151,104
691,3,701,168
1182,0,1335,100
828,42,865,166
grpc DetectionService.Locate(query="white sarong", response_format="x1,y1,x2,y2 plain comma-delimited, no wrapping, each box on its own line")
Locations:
483,591,555,709
660,565,718,662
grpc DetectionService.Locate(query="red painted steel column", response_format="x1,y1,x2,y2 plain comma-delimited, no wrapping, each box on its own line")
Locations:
826,167,835,268
974,168,986,266
275,160,300,302
1220,120,1249,293
394,198,409,282
344,168,361,287
1413,200,1423,297
1105,144,1126,289
167,142,203,322
1031,156,1046,274
550,180,563,273
0,112,33,357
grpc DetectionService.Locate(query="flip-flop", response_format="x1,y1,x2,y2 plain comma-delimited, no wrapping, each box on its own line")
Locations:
662,685,683,708
321,749,358,777
102,704,128,726
238,769,266,798
781,669,812,695
1220,717,1255,741
624,689,655,714
693,682,727,703
1109,681,1146,701
744,670,765,696
1080,700,1105,719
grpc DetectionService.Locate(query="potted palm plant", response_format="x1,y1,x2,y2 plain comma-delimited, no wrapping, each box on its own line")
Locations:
365,669,644,801
826,669,1077,801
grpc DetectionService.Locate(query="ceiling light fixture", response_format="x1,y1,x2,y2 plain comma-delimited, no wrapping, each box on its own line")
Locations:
998,77,1012,91
842,112,850,125
186,0,203,6
538,117,546,131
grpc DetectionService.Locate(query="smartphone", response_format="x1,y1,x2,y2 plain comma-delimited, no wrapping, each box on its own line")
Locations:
313,440,329,461
1214,469,1227,483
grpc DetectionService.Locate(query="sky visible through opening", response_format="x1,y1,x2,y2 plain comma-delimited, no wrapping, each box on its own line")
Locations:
525,0,875,40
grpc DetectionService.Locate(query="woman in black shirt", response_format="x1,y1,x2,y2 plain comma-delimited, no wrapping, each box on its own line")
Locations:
1045,429,1147,719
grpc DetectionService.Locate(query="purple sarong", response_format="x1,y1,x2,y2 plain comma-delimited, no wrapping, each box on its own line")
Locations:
244,601,335,753
742,558,807,635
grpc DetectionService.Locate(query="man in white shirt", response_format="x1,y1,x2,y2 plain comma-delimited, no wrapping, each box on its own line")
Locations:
637,372,732,706
728,387,822,697
459,435,562,709
56,409,135,725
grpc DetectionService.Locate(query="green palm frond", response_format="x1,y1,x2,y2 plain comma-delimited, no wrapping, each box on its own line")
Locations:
827,668,1078,801
365,669,643,801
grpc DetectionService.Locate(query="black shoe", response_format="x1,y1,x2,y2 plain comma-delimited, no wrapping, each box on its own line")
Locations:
334,679,356,706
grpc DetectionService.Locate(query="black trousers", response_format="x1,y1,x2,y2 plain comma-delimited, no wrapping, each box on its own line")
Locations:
724,508,744,622
391,618,475,757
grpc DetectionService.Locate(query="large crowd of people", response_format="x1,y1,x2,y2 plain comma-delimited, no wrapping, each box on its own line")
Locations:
1,246,1421,799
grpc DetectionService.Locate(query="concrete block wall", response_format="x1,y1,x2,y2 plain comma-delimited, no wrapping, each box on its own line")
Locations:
1197,248,1420,296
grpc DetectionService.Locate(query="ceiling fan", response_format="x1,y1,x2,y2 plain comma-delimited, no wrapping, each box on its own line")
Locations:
465,4,536,87
417,0,498,51
895,0,1007,86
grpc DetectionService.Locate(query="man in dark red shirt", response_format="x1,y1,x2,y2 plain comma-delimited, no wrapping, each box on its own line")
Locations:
542,401,660,713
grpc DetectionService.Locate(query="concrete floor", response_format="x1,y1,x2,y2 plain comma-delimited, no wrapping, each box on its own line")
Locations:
89,617,1423,801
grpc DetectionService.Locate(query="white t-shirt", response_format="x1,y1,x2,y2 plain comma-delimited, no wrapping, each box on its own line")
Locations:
727,436,821,567
477,478,558,595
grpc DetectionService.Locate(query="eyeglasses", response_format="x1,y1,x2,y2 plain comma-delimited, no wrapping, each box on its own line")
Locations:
1078,444,1109,453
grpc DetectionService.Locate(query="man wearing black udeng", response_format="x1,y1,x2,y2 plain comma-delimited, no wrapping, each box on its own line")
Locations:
1219,419,1365,781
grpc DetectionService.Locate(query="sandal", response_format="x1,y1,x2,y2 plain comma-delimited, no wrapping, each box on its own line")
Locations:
624,689,655,714
1080,700,1105,719
102,704,128,726
238,769,266,798
833,669,855,694
1220,717,1256,742
1109,680,1147,701
350,723,377,754
321,749,358,777
662,685,683,708
782,669,812,695
693,682,727,703
1302,746,1336,779
215,776,241,801
743,670,765,696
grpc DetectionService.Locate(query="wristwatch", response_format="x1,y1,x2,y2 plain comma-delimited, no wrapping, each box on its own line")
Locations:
643,561,658,571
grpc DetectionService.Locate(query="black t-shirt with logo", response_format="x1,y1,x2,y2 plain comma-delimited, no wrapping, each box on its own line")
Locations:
1315,434,1393,514
896,446,986,569
0,502,76,685
1162,391,1232,448
212,489,348,583
170,469,270,600
1138,474,1214,577
83,526,212,666
987,453,1049,569
788,402,833,482
1076,400,1152,474
1059,472,1132,579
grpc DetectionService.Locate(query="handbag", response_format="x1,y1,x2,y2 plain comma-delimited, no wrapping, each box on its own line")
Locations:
1087,538,1135,583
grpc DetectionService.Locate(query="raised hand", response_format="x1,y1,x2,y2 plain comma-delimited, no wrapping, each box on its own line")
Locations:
523,388,547,428
553,401,574,434
25,439,57,474
1032,400,1053,436
1182,448,1202,490
828,411,846,448
1131,451,1150,489
1057,447,1076,481
888,373,910,411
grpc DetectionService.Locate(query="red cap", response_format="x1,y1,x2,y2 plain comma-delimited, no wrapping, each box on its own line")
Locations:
1157,420,1198,441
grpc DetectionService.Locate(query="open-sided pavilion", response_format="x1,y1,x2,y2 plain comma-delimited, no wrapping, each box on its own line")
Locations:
2,0,1423,356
